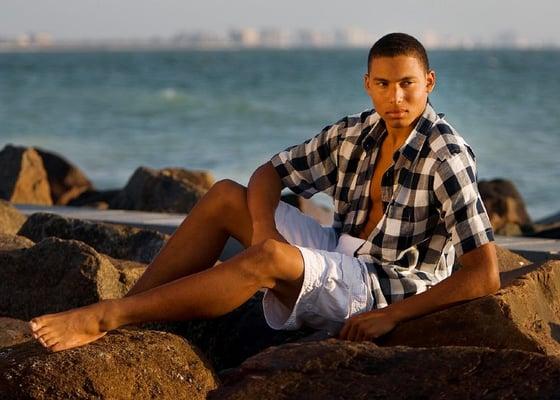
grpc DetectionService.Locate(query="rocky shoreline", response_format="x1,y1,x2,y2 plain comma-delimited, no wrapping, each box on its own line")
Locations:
1,143,560,398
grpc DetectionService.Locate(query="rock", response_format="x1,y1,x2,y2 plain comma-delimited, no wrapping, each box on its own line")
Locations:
0,200,27,235
109,167,214,213
495,245,531,272
0,238,139,320
0,317,32,348
210,340,560,399
0,233,34,252
479,179,532,235
18,212,168,263
67,189,121,209
0,329,218,400
34,148,93,205
379,260,560,356
281,194,333,226
0,145,52,205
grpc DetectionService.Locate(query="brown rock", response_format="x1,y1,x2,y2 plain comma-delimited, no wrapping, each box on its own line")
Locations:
0,329,218,400
0,238,135,320
109,166,214,213
0,317,32,348
479,179,532,235
18,212,168,263
210,340,560,399
380,260,560,356
34,148,93,205
0,200,27,235
0,145,52,205
0,233,34,252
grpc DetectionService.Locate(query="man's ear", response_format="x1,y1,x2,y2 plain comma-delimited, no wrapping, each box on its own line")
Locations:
426,70,436,93
363,73,371,93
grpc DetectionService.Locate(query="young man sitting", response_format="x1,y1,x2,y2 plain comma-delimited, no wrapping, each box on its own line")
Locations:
30,32,499,351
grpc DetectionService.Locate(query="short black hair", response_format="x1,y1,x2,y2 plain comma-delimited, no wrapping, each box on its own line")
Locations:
367,33,430,73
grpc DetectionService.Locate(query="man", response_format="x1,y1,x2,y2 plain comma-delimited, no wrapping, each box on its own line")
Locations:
30,33,499,351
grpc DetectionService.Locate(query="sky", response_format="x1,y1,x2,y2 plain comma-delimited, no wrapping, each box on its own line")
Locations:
1,0,559,45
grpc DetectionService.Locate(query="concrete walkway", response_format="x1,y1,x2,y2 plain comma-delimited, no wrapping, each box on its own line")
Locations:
14,204,560,263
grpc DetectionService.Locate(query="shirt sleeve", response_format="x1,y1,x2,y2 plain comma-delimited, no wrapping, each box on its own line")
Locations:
270,121,341,198
433,150,494,258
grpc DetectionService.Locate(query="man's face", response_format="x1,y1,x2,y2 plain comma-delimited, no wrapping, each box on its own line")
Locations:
364,55,435,136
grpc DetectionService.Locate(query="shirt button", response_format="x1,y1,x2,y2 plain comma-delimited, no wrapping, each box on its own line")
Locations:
325,278,336,291
305,304,313,311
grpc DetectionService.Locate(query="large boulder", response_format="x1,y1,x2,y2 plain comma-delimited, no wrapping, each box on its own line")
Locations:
0,200,27,236
0,317,32,348
0,329,217,400
109,167,214,213
0,145,52,205
0,237,144,320
34,148,93,205
479,178,532,235
18,212,168,264
380,260,560,355
210,340,560,399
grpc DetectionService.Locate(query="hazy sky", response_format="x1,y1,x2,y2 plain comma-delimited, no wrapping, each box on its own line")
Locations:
2,0,559,44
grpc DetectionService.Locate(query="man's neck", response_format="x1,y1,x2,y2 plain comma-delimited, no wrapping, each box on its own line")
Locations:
385,125,413,152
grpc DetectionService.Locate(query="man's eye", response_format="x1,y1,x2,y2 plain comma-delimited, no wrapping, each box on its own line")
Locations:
401,81,413,87
376,82,387,87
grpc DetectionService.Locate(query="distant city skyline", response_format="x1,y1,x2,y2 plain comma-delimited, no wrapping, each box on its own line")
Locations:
1,0,559,47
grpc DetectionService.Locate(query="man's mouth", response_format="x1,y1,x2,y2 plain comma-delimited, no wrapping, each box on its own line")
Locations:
386,110,407,118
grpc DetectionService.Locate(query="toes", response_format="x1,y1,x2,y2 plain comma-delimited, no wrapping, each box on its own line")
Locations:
44,337,59,348
50,342,67,352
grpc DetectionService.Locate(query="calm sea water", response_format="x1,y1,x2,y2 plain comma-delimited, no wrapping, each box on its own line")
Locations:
0,49,559,220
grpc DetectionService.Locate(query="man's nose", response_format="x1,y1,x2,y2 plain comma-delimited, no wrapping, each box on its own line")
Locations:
389,85,404,104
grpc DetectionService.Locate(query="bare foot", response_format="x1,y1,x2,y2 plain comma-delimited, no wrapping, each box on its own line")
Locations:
29,300,118,352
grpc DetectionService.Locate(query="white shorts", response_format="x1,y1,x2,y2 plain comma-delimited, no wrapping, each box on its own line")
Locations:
262,201,375,335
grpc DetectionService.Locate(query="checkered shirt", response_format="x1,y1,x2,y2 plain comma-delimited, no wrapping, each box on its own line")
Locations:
271,104,494,308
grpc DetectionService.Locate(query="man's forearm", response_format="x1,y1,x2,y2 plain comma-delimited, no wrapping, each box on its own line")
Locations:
339,243,500,341
246,161,285,244
386,243,500,324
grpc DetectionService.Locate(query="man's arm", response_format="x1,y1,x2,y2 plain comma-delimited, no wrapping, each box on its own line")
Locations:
339,242,500,341
246,161,287,245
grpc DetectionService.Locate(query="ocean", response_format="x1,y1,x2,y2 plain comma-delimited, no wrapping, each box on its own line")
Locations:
0,49,558,220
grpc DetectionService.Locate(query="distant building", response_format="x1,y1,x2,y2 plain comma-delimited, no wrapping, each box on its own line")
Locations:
259,28,290,48
229,28,260,48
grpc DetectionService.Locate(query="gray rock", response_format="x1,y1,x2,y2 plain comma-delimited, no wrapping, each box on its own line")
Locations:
0,329,218,400
379,260,560,356
0,200,27,236
34,148,93,205
210,340,560,399
0,145,52,205
0,317,32,348
0,237,138,320
109,166,214,213
18,212,168,263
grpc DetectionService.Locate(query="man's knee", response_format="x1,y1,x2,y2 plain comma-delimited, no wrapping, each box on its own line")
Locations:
241,239,303,288
206,179,247,213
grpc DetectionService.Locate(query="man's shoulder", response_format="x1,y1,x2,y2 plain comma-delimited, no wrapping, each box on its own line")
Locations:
425,116,474,162
329,109,378,138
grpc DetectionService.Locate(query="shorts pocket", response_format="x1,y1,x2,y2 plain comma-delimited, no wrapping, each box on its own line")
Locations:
313,255,352,322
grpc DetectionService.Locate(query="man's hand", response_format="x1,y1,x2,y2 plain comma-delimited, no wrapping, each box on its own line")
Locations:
338,308,398,341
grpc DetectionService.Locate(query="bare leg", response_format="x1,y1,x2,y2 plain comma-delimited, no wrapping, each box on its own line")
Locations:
127,179,254,296
30,239,304,352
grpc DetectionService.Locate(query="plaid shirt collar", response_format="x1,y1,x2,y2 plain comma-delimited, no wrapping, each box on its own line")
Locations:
361,102,440,168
